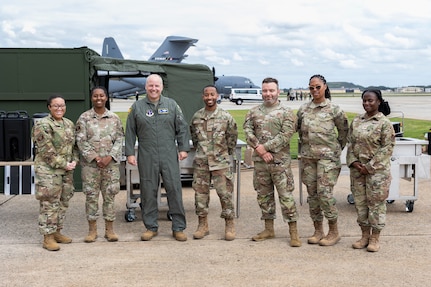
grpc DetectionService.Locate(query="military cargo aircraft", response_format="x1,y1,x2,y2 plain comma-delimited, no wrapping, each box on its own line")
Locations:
103,36,198,98
103,36,260,99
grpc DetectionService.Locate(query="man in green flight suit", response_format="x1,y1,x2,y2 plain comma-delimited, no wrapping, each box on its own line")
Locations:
125,74,190,242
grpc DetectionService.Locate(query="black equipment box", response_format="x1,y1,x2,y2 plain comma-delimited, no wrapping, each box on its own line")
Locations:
2,110,32,161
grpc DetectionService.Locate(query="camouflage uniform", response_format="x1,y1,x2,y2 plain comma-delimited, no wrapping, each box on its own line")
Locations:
125,96,190,232
190,106,238,219
243,101,299,222
33,115,79,235
297,99,348,222
75,108,124,221
346,112,395,231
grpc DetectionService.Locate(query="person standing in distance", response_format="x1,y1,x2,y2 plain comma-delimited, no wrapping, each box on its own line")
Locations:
297,74,348,246
76,86,124,243
33,95,79,251
190,85,238,241
125,74,190,242
347,89,395,252
243,77,301,247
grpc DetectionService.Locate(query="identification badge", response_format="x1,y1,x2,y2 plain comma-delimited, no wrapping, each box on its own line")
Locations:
158,108,169,114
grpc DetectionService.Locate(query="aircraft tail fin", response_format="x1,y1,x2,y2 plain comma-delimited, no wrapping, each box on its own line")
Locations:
148,36,198,63
102,37,124,59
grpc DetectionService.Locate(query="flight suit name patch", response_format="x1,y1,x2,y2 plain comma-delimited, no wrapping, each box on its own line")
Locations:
158,108,169,114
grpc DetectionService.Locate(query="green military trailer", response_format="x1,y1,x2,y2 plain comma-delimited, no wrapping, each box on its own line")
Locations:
0,47,214,193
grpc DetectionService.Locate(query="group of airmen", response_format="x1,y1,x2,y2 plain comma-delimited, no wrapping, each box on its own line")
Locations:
33,73,394,253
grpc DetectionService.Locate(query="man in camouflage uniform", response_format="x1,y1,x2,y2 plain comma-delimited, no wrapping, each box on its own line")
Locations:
297,74,348,246
76,86,124,243
190,85,238,241
347,89,395,252
243,77,301,247
33,95,79,251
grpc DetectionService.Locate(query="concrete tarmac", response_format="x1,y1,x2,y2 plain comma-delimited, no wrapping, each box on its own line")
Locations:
1,161,431,286
1,95,430,286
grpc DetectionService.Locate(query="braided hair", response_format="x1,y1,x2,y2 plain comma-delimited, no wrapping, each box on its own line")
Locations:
309,74,331,100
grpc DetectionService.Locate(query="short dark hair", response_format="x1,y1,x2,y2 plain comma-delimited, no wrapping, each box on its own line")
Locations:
202,84,217,93
46,95,65,107
91,86,108,96
262,77,278,88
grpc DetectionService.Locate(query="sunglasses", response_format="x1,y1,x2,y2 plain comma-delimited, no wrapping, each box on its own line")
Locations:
308,86,322,91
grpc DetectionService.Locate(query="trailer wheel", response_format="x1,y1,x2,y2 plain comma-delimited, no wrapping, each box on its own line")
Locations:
125,210,136,222
405,200,414,212
347,194,355,204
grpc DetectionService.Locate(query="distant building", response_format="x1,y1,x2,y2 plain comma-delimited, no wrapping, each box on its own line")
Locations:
330,88,361,94
395,86,424,93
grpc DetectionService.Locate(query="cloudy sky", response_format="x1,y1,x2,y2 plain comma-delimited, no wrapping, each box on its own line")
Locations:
1,0,430,89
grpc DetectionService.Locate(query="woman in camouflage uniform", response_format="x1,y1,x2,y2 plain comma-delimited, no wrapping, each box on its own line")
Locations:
297,75,348,246
346,89,395,252
33,95,79,251
76,86,124,243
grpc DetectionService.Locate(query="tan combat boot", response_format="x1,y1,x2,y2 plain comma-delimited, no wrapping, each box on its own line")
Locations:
193,216,209,239
173,231,187,241
352,226,371,249
225,218,235,241
53,229,72,244
43,234,60,251
367,229,381,252
141,230,158,241
252,219,275,241
84,220,98,243
319,220,341,246
104,220,118,242
288,221,302,247
308,221,324,244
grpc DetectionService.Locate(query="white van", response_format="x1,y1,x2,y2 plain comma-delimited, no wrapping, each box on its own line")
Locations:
229,88,262,105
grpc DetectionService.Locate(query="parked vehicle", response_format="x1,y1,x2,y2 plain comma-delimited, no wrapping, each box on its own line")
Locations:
229,88,262,105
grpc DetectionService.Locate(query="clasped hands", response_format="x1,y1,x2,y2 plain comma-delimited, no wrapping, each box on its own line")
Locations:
65,161,77,171
255,144,273,163
95,155,112,168
351,161,369,175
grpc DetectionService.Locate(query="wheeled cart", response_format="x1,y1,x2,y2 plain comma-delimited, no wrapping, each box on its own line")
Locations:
123,140,246,222
299,138,430,212
124,162,170,222
345,138,430,212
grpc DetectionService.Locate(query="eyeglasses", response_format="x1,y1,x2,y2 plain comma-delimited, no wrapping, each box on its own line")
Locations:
308,86,322,91
50,104,66,109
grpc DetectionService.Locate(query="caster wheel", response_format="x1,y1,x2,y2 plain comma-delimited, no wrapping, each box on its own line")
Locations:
405,201,414,212
347,194,355,204
386,200,395,204
125,210,136,222
167,211,173,221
